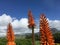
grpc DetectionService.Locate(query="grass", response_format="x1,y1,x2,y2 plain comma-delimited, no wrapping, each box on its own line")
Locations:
55,43,60,45
35,41,60,45
0,37,60,45
35,41,40,45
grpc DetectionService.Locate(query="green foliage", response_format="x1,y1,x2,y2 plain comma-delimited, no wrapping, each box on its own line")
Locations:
25,33,39,41
35,41,40,45
0,37,7,45
0,37,32,45
35,34,39,41
53,32,60,43
25,34,32,39
15,38,32,45
0,34,60,45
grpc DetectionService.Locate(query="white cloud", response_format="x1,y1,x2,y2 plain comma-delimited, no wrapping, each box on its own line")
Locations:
0,14,39,36
0,14,60,36
12,18,28,29
0,14,12,36
48,19,60,30
0,14,12,26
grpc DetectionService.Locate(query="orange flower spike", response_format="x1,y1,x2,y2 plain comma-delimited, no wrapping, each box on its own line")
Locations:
28,10,35,45
40,14,55,45
7,23,15,41
28,10,35,28
7,23,16,45
40,14,46,45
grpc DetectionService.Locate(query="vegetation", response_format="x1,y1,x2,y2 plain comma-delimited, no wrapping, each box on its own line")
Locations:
0,32,60,45
0,38,7,45
0,37,32,45
53,32,60,43
15,38,32,45
25,33,39,41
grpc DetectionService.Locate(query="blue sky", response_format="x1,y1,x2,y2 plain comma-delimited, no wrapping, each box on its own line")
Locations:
0,0,60,36
0,0,60,20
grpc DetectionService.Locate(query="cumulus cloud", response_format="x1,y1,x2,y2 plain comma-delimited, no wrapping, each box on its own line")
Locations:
0,14,39,36
0,14,12,26
0,14,12,36
0,14,60,36
48,19,60,30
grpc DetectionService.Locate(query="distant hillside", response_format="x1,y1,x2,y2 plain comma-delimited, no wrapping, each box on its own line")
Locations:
24,28,60,36
15,34,26,39
10,28,60,38
50,28,60,34
1,28,60,38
